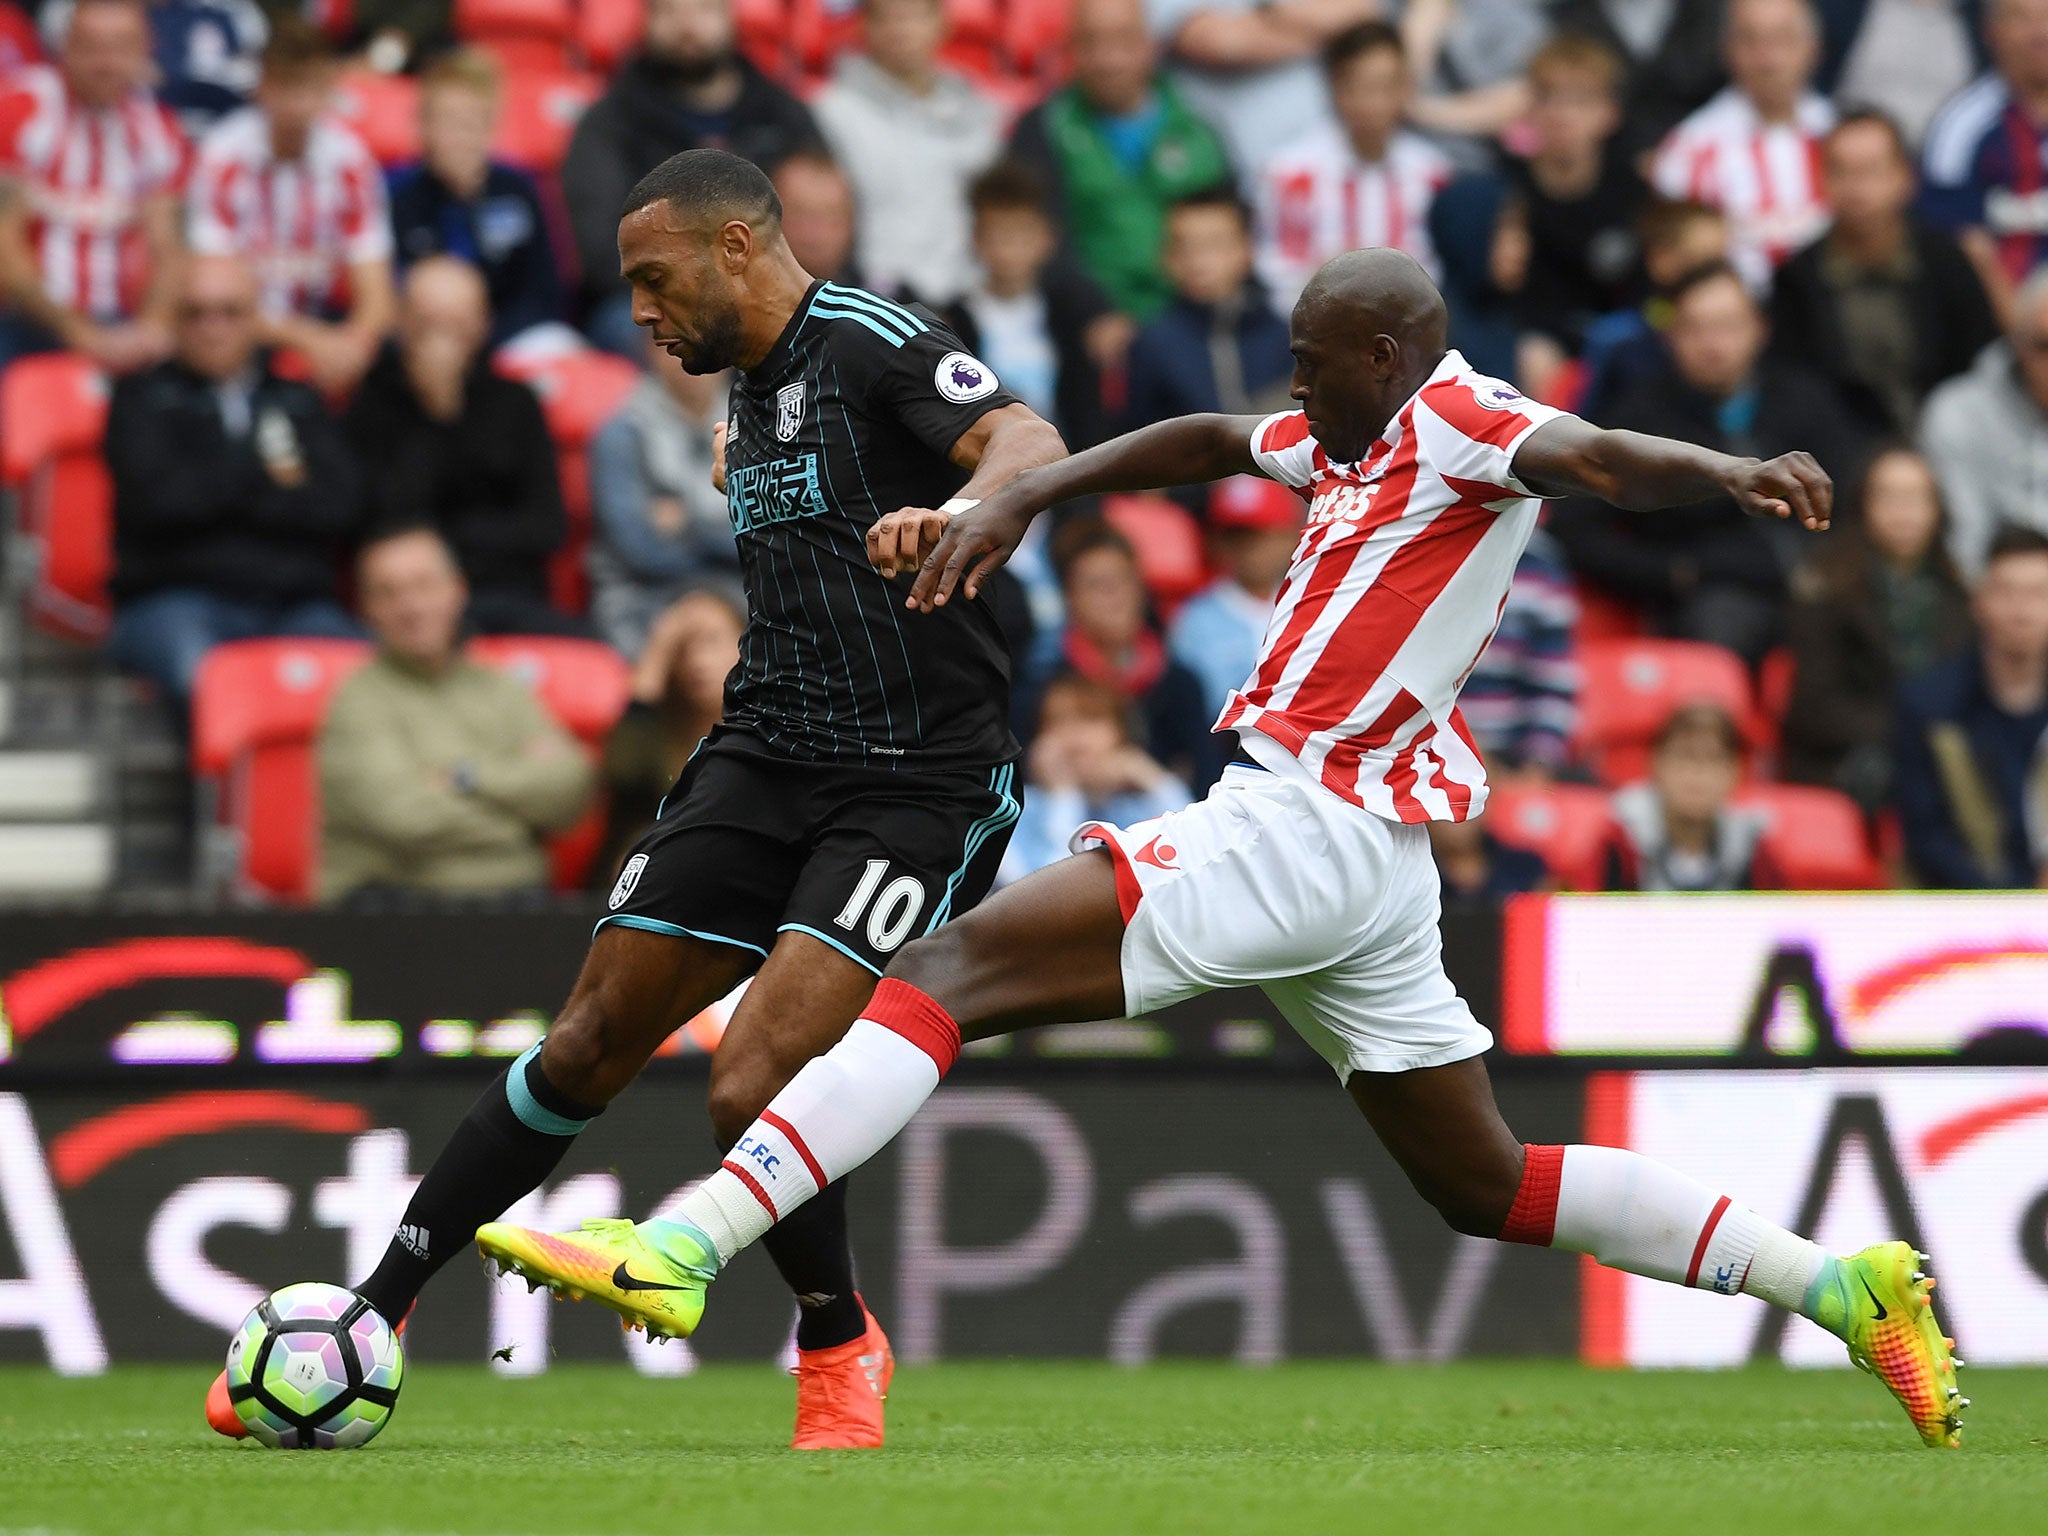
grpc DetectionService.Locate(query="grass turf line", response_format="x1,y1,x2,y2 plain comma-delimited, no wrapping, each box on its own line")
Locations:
0,1362,2040,1536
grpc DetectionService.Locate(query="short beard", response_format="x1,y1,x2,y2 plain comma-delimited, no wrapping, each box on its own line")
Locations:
649,49,732,89
677,298,744,374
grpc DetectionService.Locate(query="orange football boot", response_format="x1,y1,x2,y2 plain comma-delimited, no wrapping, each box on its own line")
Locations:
790,1298,895,1451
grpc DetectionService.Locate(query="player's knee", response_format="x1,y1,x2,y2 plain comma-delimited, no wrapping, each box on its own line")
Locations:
1416,1163,1521,1239
539,998,636,1106
704,1055,778,1149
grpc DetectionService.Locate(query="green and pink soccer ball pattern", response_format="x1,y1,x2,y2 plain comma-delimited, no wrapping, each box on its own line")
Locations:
224,1282,404,1449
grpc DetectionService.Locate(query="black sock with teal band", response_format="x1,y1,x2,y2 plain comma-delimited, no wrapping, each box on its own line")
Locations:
355,1042,602,1325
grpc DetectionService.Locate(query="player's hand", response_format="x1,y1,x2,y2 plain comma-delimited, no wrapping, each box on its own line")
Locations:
867,507,952,579
1728,452,1832,531
711,421,727,496
904,496,1034,612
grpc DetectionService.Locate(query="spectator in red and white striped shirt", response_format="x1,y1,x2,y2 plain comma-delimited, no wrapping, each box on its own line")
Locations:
1255,21,1452,310
1650,0,1834,291
187,17,393,393
0,0,186,374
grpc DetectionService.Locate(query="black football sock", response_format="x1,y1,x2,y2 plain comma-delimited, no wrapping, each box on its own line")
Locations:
759,1178,866,1351
354,1043,602,1325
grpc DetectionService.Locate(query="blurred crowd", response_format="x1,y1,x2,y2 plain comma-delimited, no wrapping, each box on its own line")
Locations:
7,0,2048,903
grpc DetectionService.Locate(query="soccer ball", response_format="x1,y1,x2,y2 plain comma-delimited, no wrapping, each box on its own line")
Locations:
224,1282,404,1449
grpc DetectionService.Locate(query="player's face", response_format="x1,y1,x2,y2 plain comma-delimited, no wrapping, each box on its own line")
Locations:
620,205,747,374
1286,325,1379,463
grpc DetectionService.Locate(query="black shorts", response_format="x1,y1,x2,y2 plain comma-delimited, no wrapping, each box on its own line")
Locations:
598,727,1023,977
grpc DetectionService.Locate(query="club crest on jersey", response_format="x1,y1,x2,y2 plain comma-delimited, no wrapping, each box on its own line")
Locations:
936,351,999,404
775,382,805,441
608,853,648,910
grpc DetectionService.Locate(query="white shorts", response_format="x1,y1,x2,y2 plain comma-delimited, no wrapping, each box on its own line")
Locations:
1073,759,1492,1079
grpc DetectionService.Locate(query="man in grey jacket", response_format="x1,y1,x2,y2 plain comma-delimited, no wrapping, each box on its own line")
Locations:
1922,266,2048,577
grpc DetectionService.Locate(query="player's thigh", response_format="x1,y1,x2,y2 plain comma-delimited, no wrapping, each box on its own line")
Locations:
707,929,883,1142
543,924,754,1104
892,848,1130,1036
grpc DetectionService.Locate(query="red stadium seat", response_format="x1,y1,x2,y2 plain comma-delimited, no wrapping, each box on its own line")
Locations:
492,67,601,173
1754,645,1796,757
495,346,641,614
332,69,422,167
1736,782,1885,890
466,635,632,887
1,353,113,639
1003,0,1072,79
1485,781,1616,891
192,639,373,900
579,0,646,73
1573,637,1758,786
1572,582,1644,643
455,0,575,72
1102,493,1209,617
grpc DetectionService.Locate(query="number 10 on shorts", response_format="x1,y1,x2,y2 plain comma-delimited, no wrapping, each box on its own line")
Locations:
833,858,927,952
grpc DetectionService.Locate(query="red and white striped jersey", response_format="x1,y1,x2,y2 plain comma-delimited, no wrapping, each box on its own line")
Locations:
0,65,187,320
1219,351,1566,823
1650,87,1835,288
188,106,391,318
1255,123,1452,308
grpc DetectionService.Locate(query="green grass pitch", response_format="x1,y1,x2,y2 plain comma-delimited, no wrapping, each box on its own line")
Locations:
1,1362,2041,1536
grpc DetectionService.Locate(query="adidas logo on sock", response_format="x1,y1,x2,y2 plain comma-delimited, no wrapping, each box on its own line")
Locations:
396,1224,430,1260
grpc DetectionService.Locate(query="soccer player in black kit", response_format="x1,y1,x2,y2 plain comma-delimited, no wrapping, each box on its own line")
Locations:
203,148,1066,1449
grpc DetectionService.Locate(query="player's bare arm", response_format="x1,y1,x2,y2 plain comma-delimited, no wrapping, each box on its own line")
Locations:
875,412,1266,611
1512,415,1834,530
865,401,1066,588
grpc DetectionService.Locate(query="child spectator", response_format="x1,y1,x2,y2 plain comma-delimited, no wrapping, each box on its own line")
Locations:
1429,817,1551,904
1007,0,1230,321
594,588,743,882
1603,703,1782,891
1577,198,1730,421
1650,0,1834,290
1054,517,1216,788
1550,0,1730,159
812,0,1002,304
187,18,393,394
942,161,1121,451
388,49,564,353
1490,34,1647,401
997,672,1192,886
1256,22,1452,310
773,150,861,286
587,334,737,659
1124,187,1293,429
1461,526,1580,779
0,0,186,374
1893,525,2048,888
1782,446,1973,811
1168,474,1303,719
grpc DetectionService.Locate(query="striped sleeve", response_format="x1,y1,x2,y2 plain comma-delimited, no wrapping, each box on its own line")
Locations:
1417,374,1568,496
1248,410,1320,491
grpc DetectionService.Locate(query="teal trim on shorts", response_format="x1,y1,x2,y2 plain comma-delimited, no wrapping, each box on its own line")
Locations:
504,1042,590,1137
777,921,885,977
593,912,769,958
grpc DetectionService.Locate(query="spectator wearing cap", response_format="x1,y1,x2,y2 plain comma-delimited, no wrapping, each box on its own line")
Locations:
1007,0,1231,321
387,49,565,353
1168,474,1303,720
1054,516,1217,789
1123,187,1293,431
186,18,395,395
1602,703,1784,891
1461,526,1580,779
1650,0,1835,290
812,0,1004,305
942,161,1123,451
1769,110,1998,438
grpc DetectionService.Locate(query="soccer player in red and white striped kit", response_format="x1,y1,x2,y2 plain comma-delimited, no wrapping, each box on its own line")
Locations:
485,247,1967,1449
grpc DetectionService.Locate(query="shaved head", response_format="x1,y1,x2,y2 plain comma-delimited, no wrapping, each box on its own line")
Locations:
1286,248,1450,461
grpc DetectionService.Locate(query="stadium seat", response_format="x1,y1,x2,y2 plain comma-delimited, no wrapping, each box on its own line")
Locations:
1003,0,1072,80
1573,637,1758,785
1,353,113,640
1754,645,1796,757
1736,782,1885,890
492,67,600,174
1572,582,1644,643
454,0,575,72
192,639,373,901
332,69,422,167
494,346,641,614
1485,780,1615,891
732,0,793,76
578,0,645,73
938,0,1003,77
1102,493,1209,617
466,635,632,888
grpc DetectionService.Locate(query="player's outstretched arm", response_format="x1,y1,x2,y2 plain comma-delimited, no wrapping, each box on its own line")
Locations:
1511,416,1833,528
877,412,1265,612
